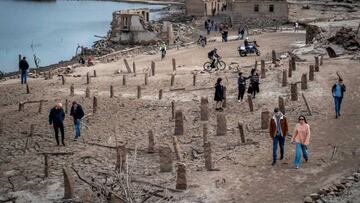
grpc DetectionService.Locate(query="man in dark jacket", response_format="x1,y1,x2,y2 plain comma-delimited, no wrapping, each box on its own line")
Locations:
238,72,249,102
19,57,29,84
49,103,65,146
332,78,346,118
70,101,84,140
269,108,289,165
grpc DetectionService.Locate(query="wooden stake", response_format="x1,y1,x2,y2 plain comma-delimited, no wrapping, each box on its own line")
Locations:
148,130,155,154
288,61,292,78
247,95,253,112
26,84,30,94
93,96,97,114
44,154,48,178
122,75,126,86
137,86,141,99
172,136,182,161
222,86,227,108
260,60,265,78
170,74,175,86
110,85,114,98
133,62,136,76
278,96,285,114
70,84,74,96
238,122,246,143
193,74,196,86
144,73,148,86
65,99,68,114
61,75,65,85
261,109,270,129
93,70,97,77
159,89,163,100
315,56,320,72
301,73,308,90
272,50,277,64
291,83,298,101
38,100,43,114
151,61,155,76
123,59,132,73
282,69,287,87
291,57,296,71
85,86,90,98
86,72,91,84
172,58,176,72
171,100,175,119
302,93,312,116
309,65,315,81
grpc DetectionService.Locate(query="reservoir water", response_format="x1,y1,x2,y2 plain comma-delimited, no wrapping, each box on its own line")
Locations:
0,0,162,72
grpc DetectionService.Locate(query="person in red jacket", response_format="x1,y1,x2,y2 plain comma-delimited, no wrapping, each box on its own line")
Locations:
269,108,289,166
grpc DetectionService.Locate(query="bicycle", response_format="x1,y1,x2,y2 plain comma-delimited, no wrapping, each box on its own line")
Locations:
203,58,226,72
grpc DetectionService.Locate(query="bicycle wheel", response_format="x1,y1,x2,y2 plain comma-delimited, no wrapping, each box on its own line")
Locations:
203,62,213,72
217,61,226,70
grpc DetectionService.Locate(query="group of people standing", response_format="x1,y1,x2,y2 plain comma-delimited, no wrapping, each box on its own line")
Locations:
48,101,84,146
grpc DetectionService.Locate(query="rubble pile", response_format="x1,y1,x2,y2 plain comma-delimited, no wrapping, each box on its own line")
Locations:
327,27,360,51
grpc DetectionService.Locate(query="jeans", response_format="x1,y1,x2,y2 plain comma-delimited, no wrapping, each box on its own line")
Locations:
294,143,308,167
273,134,285,161
74,119,81,139
53,122,65,145
334,96,343,117
21,70,27,84
238,85,246,101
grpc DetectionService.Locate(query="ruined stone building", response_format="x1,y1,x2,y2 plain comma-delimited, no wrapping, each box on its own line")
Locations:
186,0,289,27
108,8,174,45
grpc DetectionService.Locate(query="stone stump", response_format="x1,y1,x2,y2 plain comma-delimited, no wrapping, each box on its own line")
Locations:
122,75,126,86
170,74,175,86
278,96,285,114
238,122,246,143
93,96,97,113
144,73,148,86
176,163,187,190
148,130,155,154
159,145,173,172
309,65,315,81
247,95,254,112
151,61,155,76
204,142,212,170
315,56,320,72
193,74,196,86
110,85,114,98
171,101,175,119
282,69,287,87
63,168,75,199
216,113,227,136
174,110,184,135
85,86,90,98
291,57,296,71
272,50,277,64
38,100,43,114
65,99,68,114
137,86,141,99
288,62,292,78
200,97,209,121
261,60,266,79
172,58,176,72
301,73,308,90
291,83,298,101
70,84,74,96
261,109,270,129
133,62,136,76
159,89,163,100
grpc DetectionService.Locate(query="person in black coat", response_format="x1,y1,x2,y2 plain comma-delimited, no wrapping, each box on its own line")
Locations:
70,101,84,140
214,77,224,111
331,78,346,118
248,68,260,98
19,57,29,84
49,103,65,146
238,72,249,102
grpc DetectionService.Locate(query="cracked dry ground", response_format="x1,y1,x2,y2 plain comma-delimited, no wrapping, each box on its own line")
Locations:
0,31,359,203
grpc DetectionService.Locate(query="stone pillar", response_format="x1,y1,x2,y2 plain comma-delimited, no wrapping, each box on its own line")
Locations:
85,86,90,98
291,57,296,71
222,86,227,108
172,136,182,161
261,60,266,79
93,96,97,114
70,84,74,96
171,100,175,119
278,96,285,114
193,74,196,86
148,130,155,154
159,89,163,100
261,109,270,129
170,74,175,86
174,110,184,135
272,50,277,64
63,168,75,199
176,163,187,190
133,62,136,76
202,123,208,144
144,73,148,86
204,142,212,170
159,145,173,172
288,61,292,78
200,97,209,121
247,95,254,112
238,122,246,143
93,70,97,77
86,72,91,84
282,69,287,87
123,59,131,73
110,85,114,98
291,83,298,101
122,75,126,86
137,86,141,99
309,65,315,81
26,84,30,94
216,113,227,136
301,73,307,90
172,58,176,72
315,56,320,72
151,61,155,76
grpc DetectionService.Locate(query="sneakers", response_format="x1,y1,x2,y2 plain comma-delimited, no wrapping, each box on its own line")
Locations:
238,100,241,103
271,161,276,166
295,166,299,169
279,156,284,160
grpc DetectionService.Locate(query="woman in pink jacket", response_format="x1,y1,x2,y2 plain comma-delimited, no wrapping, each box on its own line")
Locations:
291,115,311,169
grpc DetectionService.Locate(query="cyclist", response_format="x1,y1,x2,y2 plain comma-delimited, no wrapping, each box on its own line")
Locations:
208,48,220,68
160,42,167,59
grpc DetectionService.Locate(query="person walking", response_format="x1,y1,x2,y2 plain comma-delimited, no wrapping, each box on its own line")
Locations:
70,101,84,140
291,115,311,169
248,68,260,98
238,72,249,102
19,56,29,84
332,78,346,118
49,103,66,146
214,77,224,111
269,108,289,166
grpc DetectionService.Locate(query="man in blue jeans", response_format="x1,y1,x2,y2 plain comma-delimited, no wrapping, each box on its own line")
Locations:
70,101,84,140
269,108,289,166
19,56,29,84
332,78,346,119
